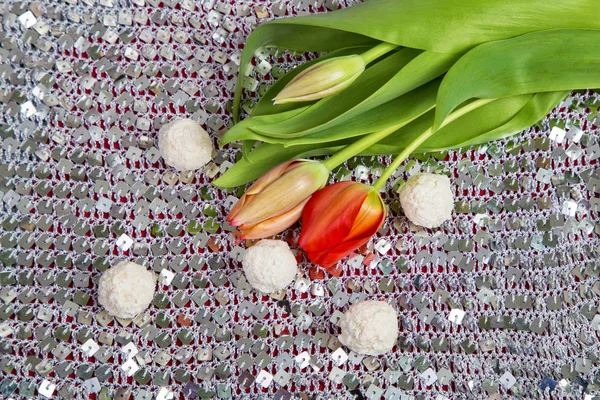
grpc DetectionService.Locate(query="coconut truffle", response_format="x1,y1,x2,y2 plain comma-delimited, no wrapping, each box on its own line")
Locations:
242,239,298,293
98,261,156,319
338,300,398,355
399,173,454,228
158,118,213,171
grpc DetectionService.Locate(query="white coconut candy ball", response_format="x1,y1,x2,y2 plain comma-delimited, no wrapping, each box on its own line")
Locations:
338,300,398,356
242,239,298,293
399,173,454,228
158,118,213,171
98,261,156,319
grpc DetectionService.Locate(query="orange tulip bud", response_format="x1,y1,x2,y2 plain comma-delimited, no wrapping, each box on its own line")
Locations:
227,160,329,240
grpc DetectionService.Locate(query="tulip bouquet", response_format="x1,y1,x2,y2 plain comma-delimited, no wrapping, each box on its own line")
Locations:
214,0,600,272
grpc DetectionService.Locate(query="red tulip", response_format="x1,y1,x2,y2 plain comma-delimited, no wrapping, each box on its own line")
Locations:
299,181,385,268
227,159,329,240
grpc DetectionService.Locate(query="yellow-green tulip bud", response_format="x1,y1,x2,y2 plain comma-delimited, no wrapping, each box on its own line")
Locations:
273,55,365,104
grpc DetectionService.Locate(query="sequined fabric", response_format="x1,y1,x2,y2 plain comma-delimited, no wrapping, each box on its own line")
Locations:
0,1,599,399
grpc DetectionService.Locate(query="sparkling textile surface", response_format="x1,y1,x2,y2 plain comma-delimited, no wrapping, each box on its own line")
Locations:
1,0,600,399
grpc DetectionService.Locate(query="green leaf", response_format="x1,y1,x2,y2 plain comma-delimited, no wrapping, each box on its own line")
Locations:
241,139,257,159
455,91,568,148
220,107,309,146
372,92,566,152
251,48,422,137
252,51,458,138
214,92,564,187
227,79,439,147
434,29,600,129
379,95,535,152
224,48,422,146
251,46,372,117
267,79,440,146
234,0,600,118
264,0,600,53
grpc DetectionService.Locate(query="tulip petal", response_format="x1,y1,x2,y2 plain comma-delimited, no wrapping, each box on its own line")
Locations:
245,159,298,195
227,162,292,224
345,190,386,241
227,192,250,224
307,215,384,267
302,188,385,268
273,70,362,104
232,162,327,226
238,197,309,240
299,182,369,253
273,55,365,104
228,159,308,224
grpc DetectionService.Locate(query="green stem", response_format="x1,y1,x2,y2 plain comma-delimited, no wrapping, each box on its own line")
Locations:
371,128,433,191
321,125,401,171
360,42,398,64
372,98,496,191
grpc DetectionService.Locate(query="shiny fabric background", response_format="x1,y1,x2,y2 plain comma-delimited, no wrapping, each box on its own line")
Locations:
0,0,599,399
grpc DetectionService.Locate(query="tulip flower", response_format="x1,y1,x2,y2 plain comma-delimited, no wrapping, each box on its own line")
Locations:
273,42,397,104
299,181,385,268
295,98,498,270
227,159,329,240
